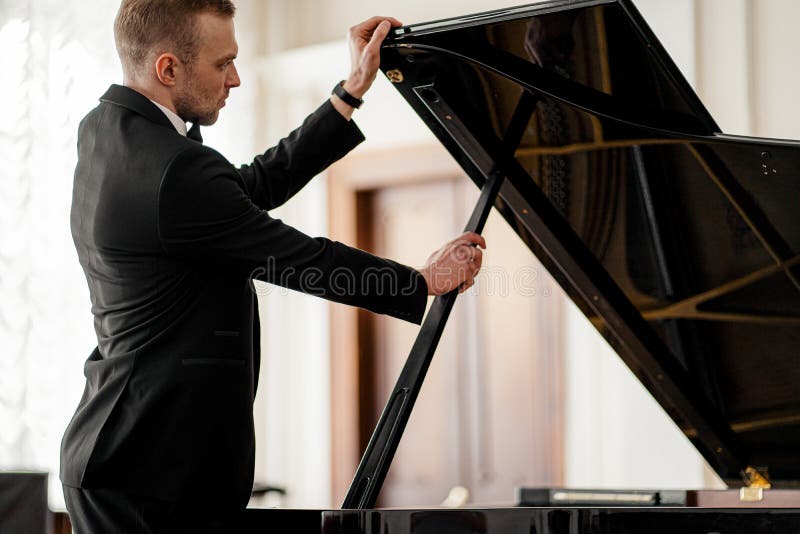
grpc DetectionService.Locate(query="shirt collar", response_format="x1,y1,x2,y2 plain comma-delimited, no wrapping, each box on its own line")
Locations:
149,99,188,137
100,85,174,131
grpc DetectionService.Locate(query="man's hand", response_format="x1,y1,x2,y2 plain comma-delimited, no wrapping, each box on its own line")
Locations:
344,16,402,98
331,16,402,119
419,232,487,295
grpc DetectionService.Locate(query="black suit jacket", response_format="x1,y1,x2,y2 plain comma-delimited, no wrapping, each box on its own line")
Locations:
61,85,428,506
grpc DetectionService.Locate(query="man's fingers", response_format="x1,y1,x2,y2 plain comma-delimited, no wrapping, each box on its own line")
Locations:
459,232,486,249
377,16,403,27
471,246,483,266
352,16,402,40
350,16,383,36
365,20,392,52
450,239,483,267
422,230,486,295
354,16,402,31
452,243,472,261
459,275,476,294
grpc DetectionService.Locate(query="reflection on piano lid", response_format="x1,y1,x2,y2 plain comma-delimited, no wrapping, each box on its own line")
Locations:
517,487,686,506
377,0,800,489
243,0,800,531
517,486,800,508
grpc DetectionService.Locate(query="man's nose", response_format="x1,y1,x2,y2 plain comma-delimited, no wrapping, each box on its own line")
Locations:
227,62,241,88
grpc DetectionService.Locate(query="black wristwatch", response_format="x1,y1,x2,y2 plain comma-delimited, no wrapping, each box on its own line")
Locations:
332,80,364,109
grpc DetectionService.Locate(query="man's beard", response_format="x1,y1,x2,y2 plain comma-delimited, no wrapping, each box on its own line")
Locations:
174,78,219,126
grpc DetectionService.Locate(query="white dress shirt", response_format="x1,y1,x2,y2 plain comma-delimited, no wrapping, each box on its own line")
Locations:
149,99,188,137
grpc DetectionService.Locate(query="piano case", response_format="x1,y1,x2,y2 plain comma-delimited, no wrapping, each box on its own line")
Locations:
245,1,800,531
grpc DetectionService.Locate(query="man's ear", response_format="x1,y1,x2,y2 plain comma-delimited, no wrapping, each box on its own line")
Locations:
154,53,181,87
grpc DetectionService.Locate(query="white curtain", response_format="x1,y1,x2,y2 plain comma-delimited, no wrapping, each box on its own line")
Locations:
0,0,122,509
0,0,265,510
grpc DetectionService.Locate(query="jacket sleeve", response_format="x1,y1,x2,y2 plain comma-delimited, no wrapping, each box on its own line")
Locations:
157,144,428,324
237,99,365,211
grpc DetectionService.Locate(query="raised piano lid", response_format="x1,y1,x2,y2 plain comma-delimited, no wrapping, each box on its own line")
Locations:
378,0,800,488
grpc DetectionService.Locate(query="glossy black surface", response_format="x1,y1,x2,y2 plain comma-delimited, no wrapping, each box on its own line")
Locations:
380,0,800,486
242,507,800,533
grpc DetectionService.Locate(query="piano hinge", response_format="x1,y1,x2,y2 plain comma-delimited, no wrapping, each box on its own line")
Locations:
740,466,771,502
385,69,404,84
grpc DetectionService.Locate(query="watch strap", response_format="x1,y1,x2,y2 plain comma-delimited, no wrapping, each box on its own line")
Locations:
332,80,364,109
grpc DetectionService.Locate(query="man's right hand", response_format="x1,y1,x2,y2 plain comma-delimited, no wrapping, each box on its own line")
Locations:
419,232,486,295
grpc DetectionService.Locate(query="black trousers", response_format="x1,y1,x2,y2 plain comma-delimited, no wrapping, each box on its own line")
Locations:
63,486,242,534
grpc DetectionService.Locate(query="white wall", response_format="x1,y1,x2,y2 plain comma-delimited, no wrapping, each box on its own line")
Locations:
692,0,800,139
259,0,527,51
247,45,346,508
746,0,800,138
694,0,754,135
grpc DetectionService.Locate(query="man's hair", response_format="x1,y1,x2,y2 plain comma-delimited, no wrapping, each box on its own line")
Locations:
114,0,236,78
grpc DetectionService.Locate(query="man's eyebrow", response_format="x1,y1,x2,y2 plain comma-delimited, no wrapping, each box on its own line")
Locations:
216,53,237,62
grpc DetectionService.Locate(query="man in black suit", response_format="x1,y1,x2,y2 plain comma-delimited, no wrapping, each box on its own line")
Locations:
61,0,485,532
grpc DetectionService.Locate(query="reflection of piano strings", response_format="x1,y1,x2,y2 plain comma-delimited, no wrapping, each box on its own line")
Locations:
686,143,800,293
515,137,687,157
589,254,800,325
683,412,800,437
520,138,800,315
553,491,655,504
646,253,800,322
591,2,611,142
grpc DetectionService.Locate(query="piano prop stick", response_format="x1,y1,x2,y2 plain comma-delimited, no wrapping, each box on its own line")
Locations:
342,170,504,509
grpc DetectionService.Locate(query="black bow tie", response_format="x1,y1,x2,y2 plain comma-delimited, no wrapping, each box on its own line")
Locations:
187,122,203,143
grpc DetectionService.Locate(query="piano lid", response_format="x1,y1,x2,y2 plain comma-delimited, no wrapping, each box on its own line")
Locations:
380,0,800,487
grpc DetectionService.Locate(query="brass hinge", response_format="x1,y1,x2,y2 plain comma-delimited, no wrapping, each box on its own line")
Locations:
740,466,771,502
386,69,404,84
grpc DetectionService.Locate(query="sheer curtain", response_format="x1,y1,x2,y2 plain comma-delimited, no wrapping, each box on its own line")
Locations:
1,0,126,509
0,0,264,510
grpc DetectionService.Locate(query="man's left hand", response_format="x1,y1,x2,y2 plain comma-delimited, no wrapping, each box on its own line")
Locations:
330,16,402,120
344,16,402,99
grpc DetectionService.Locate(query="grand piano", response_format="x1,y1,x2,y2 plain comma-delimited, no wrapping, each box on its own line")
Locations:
243,0,800,531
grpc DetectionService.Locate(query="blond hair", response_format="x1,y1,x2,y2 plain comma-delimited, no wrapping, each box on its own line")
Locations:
114,0,236,77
